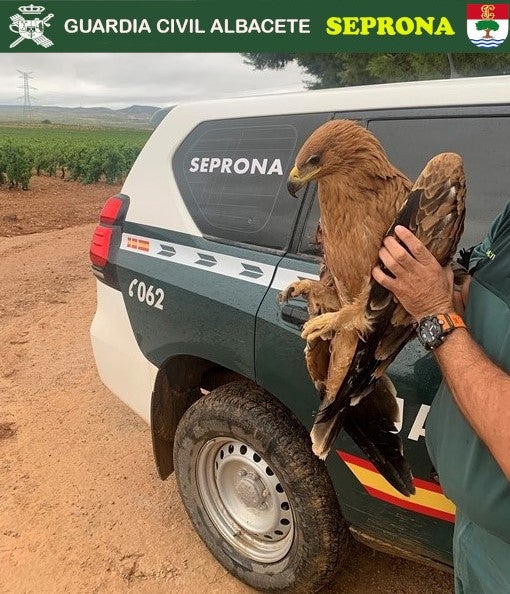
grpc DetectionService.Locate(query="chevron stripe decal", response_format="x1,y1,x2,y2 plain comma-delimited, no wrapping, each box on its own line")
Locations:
121,233,275,286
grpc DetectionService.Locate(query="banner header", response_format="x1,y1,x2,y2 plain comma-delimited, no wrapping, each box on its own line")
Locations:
2,0,509,52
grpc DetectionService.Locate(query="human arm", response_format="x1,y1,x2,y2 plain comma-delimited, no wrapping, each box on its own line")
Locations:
372,225,510,480
453,273,471,316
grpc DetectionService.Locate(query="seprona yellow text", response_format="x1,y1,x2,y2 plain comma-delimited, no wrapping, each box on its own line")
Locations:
325,16,455,36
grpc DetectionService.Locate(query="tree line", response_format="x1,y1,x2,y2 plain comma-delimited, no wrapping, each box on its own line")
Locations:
242,53,510,88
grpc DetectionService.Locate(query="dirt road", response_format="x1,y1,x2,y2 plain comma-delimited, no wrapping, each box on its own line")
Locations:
0,182,453,593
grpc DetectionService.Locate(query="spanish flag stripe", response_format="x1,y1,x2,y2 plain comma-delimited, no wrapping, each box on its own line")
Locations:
365,486,455,523
413,476,443,494
339,451,446,498
126,237,150,252
337,450,456,523
343,462,455,512
340,451,378,471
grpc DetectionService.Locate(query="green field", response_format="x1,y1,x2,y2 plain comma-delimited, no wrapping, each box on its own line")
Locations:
0,125,151,142
0,125,152,189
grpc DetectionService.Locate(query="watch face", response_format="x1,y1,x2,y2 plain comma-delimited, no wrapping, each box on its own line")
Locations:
419,318,442,346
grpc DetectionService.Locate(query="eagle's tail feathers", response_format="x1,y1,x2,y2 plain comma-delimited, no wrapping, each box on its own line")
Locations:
310,404,348,460
343,376,415,497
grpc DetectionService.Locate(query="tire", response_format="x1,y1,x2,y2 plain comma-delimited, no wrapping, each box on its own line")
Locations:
173,381,351,593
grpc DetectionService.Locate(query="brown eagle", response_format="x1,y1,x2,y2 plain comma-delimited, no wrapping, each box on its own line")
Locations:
281,120,465,496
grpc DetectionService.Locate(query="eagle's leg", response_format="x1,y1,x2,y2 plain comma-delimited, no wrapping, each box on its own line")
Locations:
302,281,372,343
301,301,372,343
304,339,331,399
279,279,341,315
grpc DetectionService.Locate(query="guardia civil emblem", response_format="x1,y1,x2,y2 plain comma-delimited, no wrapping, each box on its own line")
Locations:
467,4,509,47
9,4,54,49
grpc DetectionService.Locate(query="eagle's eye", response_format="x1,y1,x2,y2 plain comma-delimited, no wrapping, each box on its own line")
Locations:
306,154,321,167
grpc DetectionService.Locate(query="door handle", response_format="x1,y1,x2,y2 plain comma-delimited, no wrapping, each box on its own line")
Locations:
281,303,309,326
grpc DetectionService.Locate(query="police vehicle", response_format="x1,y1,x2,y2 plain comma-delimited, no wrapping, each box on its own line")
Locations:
90,76,510,593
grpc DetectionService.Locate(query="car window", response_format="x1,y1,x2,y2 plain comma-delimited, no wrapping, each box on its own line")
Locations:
368,117,510,249
297,115,510,256
173,113,332,251
298,190,322,257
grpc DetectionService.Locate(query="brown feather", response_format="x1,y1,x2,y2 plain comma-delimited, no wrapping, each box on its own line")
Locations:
295,121,411,400
282,121,466,496
311,153,466,459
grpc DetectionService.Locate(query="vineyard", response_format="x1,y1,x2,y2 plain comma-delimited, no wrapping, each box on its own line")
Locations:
0,126,151,190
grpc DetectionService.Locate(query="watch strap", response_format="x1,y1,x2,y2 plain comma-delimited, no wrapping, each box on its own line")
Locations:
436,312,466,333
417,312,466,351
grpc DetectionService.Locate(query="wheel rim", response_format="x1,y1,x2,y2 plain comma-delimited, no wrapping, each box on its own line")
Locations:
196,437,295,564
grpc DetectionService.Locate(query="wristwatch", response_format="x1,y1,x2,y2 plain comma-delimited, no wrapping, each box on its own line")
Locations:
417,312,466,350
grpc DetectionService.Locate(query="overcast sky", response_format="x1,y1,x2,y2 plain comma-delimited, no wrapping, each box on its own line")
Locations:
0,54,307,108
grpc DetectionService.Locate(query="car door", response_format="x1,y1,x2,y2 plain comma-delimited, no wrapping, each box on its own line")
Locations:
255,187,321,428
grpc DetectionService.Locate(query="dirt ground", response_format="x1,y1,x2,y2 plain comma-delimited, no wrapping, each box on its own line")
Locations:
0,175,118,237
0,178,453,593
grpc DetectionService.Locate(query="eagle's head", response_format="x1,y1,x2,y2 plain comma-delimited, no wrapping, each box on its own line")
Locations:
287,119,389,197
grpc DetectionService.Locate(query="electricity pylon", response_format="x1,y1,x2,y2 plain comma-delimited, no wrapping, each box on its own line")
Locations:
17,70,36,122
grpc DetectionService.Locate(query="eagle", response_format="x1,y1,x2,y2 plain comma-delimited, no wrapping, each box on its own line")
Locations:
281,120,466,496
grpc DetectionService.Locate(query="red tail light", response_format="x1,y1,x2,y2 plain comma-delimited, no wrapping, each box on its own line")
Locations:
99,196,124,225
90,226,113,268
90,195,127,269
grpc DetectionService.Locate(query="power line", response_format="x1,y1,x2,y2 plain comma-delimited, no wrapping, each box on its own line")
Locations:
17,70,37,122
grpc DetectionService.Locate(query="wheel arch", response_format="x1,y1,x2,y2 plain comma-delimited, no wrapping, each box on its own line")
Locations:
150,354,250,479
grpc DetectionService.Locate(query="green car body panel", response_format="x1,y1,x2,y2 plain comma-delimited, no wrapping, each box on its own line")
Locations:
114,222,454,565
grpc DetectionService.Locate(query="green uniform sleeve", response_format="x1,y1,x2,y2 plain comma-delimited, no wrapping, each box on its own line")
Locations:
469,202,510,272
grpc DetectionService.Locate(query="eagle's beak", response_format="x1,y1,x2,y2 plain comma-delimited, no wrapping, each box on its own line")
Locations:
287,166,304,197
287,165,320,197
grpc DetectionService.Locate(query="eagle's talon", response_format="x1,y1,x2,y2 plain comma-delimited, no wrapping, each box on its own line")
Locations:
279,280,306,303
331,305,372,337
302,312,340,342
278,288,292,303
305,330,333,344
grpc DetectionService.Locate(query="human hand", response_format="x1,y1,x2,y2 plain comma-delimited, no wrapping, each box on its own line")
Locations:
372,225,455,322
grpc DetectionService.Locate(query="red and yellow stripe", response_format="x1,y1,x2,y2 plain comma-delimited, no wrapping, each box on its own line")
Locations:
127,237,150,252
338,451,455,523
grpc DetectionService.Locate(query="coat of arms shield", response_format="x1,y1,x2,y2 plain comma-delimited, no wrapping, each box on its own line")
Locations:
467,4,509,47
17,18,45,40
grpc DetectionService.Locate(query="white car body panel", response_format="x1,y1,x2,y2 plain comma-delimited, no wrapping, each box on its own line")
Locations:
90,281,157,423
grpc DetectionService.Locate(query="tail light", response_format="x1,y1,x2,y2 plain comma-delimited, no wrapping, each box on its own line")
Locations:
90,194,129,287
99,196,124,225
90,226,113,268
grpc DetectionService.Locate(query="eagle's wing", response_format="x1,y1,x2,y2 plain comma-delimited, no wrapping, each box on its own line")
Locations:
339,152,466,398
310,153,466,483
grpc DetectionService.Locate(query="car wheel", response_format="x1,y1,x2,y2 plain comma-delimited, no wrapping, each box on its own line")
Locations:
173,381,351,593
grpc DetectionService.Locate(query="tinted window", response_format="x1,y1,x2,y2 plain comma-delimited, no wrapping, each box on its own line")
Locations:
173,114,332,250
368,117,510,249
299,190,322,256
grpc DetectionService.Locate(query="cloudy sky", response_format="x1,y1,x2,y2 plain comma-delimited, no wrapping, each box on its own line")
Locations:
0,54,307,108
